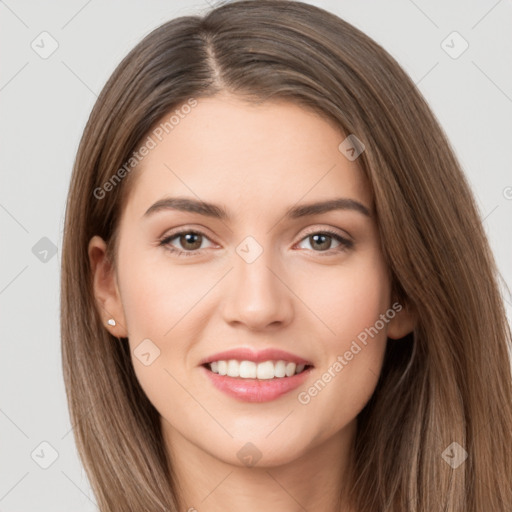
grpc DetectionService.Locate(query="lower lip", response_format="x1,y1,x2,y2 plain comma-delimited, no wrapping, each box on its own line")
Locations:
201,365,313,402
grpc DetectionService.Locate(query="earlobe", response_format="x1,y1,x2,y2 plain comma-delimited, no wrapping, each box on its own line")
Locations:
88,235,128,337
386,302,416,340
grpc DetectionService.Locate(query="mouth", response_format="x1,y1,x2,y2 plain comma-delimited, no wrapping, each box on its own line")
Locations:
199,348,314,402
199,347,314,402
203,359,313,379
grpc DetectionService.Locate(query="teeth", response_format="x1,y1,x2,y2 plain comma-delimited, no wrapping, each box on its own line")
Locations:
227,359,239,377
285,362,296,377
217,360,227,375
239,360,257,378
257,361,275,380
207,359,309,379
274,360,286,378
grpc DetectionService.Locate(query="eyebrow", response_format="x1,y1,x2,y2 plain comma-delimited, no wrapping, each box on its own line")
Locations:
143,196,371,220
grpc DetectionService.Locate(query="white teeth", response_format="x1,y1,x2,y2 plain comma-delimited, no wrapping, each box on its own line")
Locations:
285,362,296,377
239,360,257,378
207,359,309,379
227,359,239,377
217,360,227,375
274,360,286,378
257,361,275,380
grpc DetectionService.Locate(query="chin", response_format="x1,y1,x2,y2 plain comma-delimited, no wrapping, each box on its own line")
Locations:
210,434,313,469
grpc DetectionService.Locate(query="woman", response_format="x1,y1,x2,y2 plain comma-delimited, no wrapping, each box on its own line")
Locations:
60,1,512,510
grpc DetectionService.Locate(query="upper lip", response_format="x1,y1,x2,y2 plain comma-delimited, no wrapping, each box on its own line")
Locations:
199,348,314,366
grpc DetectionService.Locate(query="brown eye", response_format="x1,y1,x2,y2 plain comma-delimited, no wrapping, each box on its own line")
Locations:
297,230,353,254
177,232,203,251
309,233,333,251
160,230,213,257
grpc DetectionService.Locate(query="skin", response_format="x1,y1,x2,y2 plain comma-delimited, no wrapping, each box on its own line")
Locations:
89,93,415,511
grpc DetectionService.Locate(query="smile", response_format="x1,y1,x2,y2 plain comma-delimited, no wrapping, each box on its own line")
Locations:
207,359,310,379
202,360,313,402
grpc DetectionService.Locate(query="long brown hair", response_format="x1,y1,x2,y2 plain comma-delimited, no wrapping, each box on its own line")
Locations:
60,1,512,510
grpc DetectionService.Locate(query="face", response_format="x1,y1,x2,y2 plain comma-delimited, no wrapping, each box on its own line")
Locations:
89,93,413,469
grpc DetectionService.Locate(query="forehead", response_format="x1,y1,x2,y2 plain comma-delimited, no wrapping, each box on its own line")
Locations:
121,94,370,222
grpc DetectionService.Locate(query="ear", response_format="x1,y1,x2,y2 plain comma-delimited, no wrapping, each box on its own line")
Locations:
88,235,128,338
386,301,416,340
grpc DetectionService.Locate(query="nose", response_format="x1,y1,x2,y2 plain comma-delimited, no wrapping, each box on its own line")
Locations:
221,246,294,331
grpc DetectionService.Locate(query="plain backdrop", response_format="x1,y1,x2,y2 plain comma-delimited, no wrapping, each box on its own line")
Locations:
1,0,511,510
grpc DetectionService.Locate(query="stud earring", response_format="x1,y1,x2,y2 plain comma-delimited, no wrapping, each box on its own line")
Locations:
107,318,116,327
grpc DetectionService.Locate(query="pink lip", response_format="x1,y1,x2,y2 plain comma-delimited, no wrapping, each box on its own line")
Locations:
201,365,313,402
198,347,313,366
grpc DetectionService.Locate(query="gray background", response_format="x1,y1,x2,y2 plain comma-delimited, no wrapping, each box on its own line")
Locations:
1,0,511,509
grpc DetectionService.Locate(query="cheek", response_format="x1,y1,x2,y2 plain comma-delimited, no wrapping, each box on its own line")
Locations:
298,250,391,347
118,245,214,339
294,255,390,424
116,247,219,409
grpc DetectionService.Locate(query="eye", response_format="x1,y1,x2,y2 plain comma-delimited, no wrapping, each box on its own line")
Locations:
159,227,353,258
296,229,353,254
159,229,214,257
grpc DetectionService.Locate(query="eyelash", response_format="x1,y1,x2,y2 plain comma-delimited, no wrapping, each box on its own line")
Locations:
158,227,354,258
